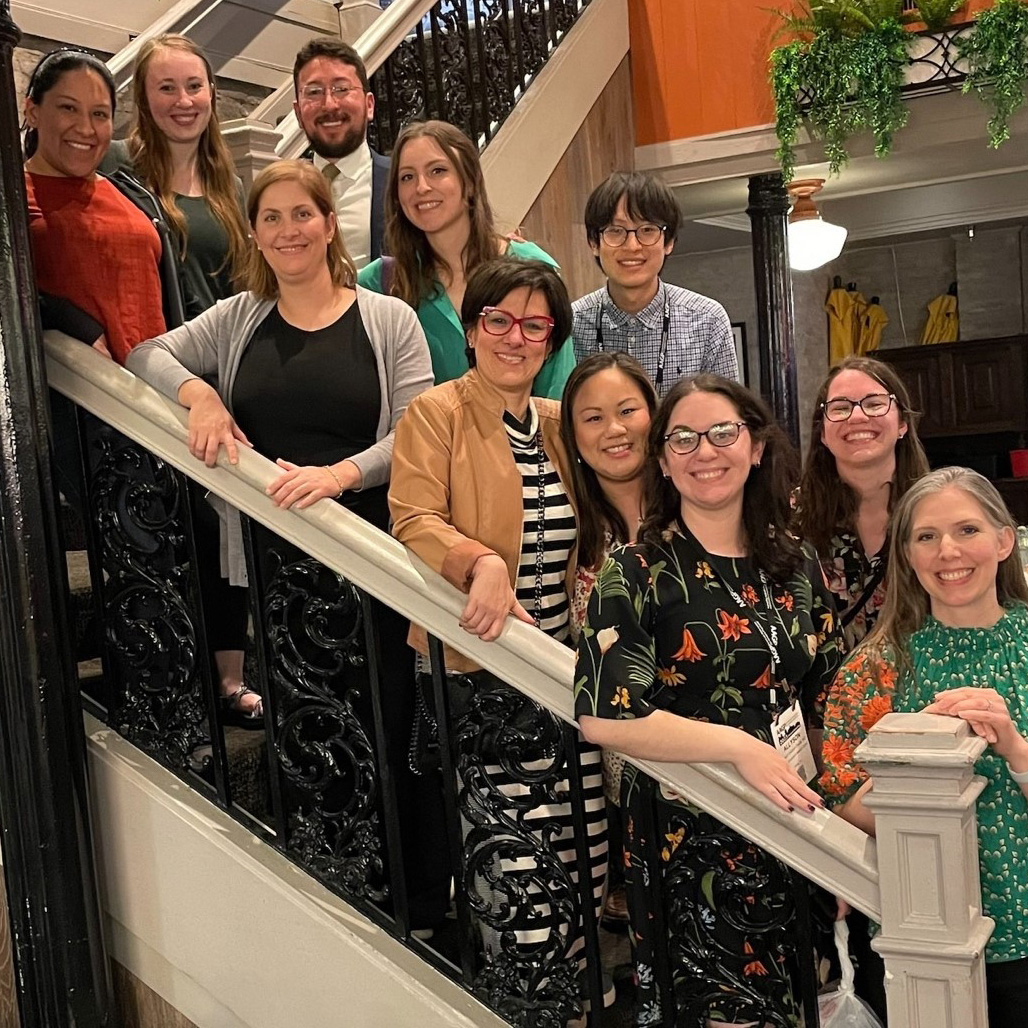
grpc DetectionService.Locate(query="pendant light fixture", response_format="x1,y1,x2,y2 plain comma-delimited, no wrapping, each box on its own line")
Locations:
786,178,847,271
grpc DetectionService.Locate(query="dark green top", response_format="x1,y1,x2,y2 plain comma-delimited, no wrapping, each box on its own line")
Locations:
896,605,1028,962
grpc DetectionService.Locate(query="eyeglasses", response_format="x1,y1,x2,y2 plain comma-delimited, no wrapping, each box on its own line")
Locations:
821,392,897,422
600,224,666,247
478,307,554,343
299,84,364,104
663,421,748,455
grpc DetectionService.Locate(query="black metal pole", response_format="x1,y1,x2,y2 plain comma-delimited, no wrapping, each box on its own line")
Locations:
0,5,116,1025
746,172,799,446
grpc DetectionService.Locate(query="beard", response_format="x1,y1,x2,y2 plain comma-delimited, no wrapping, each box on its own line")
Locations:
305,112,367,160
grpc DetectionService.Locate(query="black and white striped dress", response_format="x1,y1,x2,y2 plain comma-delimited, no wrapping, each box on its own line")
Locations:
476,408,608,965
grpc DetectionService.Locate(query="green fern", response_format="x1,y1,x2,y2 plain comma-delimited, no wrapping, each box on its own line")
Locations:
912,0,967,32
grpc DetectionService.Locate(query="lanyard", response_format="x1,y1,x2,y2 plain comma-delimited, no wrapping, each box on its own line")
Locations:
595,287,672,389
532,427,545,629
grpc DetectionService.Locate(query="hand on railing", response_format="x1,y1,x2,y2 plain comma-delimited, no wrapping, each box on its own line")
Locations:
460,553,534,641
267,458,362,509
178,380,253,467
92,335,114,361
727,731,825,814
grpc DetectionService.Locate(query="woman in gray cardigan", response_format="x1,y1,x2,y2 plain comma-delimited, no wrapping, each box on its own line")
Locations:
128,158,433,568
128,159,449,928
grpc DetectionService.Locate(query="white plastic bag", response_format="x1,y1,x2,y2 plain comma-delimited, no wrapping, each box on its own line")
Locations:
817,918,885,1028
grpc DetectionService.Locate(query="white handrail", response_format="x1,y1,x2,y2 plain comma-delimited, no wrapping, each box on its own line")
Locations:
43,330,881,919
106,0,229,92
274,0,440,157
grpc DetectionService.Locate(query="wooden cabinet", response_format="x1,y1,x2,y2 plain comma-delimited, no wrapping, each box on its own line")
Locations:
876,336,1028,438
876,335,1028,522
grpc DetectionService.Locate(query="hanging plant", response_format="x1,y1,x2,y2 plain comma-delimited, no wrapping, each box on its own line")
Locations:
770,2,913,181
956,0,1028,147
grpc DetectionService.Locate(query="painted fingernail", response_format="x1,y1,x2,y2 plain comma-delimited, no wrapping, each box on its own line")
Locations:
808,804,817,812
787,805,795,813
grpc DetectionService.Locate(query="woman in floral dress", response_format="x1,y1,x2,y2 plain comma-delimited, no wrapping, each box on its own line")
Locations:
821,467,1028,1027
796,356,928,652
575,375,843,1027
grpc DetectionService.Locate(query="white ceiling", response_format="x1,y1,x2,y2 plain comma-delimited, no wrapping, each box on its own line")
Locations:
636,89,1028,254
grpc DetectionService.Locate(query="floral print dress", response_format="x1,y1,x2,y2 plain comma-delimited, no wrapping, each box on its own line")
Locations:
574,528,843,1027
821,604,1028,964
819,530,887,652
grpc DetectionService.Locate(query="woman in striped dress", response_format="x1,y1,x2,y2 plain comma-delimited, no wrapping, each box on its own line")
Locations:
389,258,607,1021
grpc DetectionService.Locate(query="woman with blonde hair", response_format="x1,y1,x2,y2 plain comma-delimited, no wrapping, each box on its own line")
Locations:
103,33,248,315
359,119,575,397
821,466,1028,1027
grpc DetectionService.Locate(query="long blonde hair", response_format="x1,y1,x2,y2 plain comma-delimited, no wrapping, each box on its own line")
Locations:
239,160,356,300
859,466,1028,681
128,34,247,278
384,120,500,307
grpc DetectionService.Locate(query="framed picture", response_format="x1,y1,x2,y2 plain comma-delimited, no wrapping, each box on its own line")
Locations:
731,322,749,387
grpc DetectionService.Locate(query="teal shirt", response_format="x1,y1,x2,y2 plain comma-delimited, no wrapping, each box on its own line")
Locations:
896,604,1028,962
357,240,576,399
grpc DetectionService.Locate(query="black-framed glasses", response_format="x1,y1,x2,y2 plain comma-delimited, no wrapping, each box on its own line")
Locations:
821,392,897,422
299,84,364,104
663,421,748,455
600,224,666,247
478,307,554,343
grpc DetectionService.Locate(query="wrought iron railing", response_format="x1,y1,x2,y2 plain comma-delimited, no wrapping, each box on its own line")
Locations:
44,332,997,1028
366,0,593,153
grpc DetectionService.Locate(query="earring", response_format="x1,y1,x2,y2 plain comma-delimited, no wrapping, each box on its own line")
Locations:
753,460,761,468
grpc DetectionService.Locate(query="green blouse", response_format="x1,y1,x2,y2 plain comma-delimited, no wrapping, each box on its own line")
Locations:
357,240,575,398
821,602,1028,962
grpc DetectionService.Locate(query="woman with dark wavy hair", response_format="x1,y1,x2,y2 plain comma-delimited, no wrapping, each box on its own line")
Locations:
358,119,575,397
575,374,843,1026
796,356,929,651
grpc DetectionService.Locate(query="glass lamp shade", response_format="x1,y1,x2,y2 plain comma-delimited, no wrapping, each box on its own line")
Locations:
787,217,848,271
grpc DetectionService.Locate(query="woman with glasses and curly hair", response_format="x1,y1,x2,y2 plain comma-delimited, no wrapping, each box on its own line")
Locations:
575,374,843,1027
797,356,930,652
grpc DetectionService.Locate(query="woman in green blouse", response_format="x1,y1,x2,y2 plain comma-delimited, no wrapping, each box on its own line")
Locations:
357,120,574,397
821,466,1028,1027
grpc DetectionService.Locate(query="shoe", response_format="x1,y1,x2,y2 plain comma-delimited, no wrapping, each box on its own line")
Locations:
220,685,264,730
601,885,630,931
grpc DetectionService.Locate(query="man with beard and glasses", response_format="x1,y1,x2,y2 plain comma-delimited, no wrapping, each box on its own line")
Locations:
292,38,389,269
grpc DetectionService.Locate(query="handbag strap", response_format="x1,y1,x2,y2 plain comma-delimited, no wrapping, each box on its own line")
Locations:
839,558,886,631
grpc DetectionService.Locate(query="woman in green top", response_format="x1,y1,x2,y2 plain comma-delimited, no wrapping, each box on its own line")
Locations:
821,466,1028,1027
357,120,575,397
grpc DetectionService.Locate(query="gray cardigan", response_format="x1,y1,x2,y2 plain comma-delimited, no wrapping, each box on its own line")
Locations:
127,287,433,583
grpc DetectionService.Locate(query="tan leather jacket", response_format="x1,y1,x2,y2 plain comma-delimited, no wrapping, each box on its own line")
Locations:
389,369,578,671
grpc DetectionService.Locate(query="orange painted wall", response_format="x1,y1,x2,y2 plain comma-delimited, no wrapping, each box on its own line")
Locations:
631,0,996,147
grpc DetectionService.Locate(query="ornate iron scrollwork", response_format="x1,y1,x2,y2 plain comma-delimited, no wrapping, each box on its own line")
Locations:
261,551,384,901
87,426,207,768
450,673,583,1027
369,0,592,154
661,807,799,1028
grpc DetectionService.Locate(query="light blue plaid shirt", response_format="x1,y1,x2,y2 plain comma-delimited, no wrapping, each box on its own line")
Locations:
571,280,738,396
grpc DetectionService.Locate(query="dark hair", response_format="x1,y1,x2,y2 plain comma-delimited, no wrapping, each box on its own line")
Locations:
23,48,116,158
560,353,658,569
460,258,571,368
584,171,681,262
385,120,498,308
292,38,370,94
641,374,804,581
796,356,930,554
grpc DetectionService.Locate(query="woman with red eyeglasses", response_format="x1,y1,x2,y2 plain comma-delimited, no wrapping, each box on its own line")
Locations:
389,257,608,1018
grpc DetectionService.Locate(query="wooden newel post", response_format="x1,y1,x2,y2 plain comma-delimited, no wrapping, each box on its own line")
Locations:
857,712,992,1028
221,117,282,192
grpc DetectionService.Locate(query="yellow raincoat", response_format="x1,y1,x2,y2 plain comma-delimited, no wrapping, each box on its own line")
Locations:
826,285,865,363
857,301,888,354
920,294,959,344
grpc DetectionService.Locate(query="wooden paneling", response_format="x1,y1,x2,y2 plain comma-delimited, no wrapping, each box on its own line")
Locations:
112,962,198,1028
0,866,17,1028
518,56,635,301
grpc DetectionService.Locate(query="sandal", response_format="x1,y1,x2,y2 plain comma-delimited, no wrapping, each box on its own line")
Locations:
220,684,264,730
